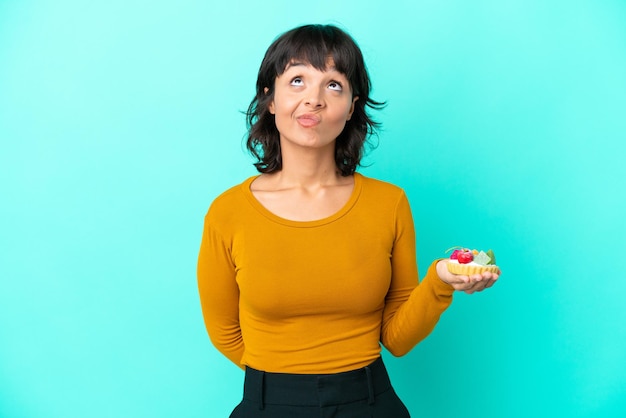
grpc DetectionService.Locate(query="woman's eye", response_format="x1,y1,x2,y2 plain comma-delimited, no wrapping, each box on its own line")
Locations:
328,81,343,91
290,77,303,86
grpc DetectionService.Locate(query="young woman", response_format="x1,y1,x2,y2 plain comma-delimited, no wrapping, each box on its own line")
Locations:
197,24,499,417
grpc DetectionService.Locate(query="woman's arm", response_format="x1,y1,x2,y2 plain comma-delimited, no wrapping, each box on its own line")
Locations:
197,214,245,369
380,193,455,356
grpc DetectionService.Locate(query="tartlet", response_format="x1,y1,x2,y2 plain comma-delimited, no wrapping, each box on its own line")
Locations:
446,247,499,275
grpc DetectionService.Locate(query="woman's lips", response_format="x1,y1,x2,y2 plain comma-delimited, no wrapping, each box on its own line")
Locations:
296,114,320,128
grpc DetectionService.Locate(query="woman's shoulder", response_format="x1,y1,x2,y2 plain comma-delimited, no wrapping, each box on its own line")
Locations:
206,176,258,215
357,174,415,221
358,173,406,196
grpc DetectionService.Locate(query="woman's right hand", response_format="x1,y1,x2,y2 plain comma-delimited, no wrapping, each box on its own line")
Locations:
435,259,500,294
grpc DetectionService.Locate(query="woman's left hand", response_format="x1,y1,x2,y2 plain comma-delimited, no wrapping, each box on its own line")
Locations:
436,259,499,294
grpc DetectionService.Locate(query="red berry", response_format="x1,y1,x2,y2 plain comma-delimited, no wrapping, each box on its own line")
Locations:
450,249,460,260
457,249,474,264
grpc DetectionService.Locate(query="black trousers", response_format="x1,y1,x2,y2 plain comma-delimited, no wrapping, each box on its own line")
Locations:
229,357,411,417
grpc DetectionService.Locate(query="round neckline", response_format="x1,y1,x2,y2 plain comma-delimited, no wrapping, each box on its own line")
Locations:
241,172,363,227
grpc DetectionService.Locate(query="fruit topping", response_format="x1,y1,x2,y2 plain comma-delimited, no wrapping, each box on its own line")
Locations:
457,249,474,264
446,246,496,266
473,251,491,265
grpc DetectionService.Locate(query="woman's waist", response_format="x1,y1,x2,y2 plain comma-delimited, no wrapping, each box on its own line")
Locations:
243,356,392,407
241,344,383,374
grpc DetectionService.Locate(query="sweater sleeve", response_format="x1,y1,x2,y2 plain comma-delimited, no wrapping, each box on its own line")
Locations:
380,192,455,356
197,212,245,369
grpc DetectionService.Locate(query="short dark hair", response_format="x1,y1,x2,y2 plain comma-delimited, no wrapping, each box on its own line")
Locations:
245,24,385,176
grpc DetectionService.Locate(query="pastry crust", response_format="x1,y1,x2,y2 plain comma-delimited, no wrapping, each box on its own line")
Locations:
447,262,499,275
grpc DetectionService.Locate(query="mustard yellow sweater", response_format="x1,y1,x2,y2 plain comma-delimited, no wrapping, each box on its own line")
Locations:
197,173,454,374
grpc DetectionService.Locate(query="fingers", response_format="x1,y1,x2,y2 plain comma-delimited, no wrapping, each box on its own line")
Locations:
461,271,499,294
436,260,501,293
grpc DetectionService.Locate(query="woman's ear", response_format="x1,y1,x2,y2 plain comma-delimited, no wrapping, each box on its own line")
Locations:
264,87,275,114
346,96,359,121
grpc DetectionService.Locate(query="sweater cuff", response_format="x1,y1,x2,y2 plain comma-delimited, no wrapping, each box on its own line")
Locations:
423,259,455,295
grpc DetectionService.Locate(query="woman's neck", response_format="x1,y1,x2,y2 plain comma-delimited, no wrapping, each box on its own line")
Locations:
277,143,344,188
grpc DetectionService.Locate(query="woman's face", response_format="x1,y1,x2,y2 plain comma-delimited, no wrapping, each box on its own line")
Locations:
268,58,358,153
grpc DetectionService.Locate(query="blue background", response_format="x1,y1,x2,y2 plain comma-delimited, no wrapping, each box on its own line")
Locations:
1,1,625,417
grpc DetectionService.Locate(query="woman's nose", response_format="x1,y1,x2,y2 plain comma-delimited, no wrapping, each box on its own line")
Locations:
304,87,325,107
